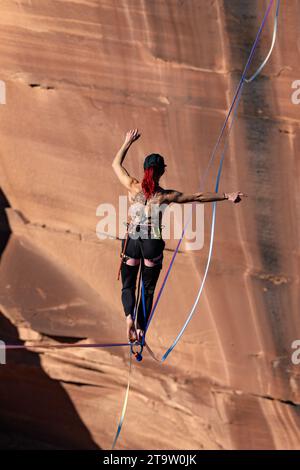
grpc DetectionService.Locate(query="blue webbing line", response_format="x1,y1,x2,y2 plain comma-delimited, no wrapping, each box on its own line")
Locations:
146,0,280,358
141,280,147,347
112,0,280,446
133,267,142,323
161,86,244,361
199,0,280,187
145,0,279,335
245,0,280,83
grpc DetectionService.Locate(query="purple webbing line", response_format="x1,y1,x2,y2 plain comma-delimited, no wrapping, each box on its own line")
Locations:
158,80,245,362
145,0,275,333
2,342,130,350
199,0,275,191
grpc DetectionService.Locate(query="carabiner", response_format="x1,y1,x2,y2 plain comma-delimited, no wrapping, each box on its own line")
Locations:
130,342,144,362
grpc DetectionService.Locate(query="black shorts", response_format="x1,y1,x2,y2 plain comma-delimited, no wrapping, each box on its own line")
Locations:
121,236,165,261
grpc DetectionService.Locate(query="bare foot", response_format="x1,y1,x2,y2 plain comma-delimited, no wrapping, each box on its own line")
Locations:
126,316,137,343
136,329,144,344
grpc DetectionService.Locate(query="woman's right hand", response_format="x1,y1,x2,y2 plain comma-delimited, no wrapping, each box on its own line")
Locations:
124,128,141,146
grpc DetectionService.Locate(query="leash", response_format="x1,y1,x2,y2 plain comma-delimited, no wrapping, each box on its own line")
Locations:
145,0,280,361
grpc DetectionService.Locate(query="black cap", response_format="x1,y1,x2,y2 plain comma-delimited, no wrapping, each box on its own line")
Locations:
143,153,166,171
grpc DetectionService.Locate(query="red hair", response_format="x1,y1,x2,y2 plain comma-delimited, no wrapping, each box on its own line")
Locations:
142,167,160,200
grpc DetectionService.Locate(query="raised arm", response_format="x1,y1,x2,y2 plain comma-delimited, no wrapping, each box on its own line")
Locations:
160,190,246,204
112,129,140,190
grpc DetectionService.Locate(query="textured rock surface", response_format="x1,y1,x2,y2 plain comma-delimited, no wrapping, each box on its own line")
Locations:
0,0,300,450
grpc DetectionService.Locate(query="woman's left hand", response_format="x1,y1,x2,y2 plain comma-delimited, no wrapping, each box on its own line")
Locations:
124,128,141,146
225,191,247,203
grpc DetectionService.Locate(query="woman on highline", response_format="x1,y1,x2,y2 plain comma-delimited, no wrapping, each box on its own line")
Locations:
112,129,246,343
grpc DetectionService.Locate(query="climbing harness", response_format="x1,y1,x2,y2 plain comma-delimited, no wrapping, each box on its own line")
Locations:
117,223,130,280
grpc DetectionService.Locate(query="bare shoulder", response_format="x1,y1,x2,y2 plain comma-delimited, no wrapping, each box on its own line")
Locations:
156,188,181,204
155,187,175,204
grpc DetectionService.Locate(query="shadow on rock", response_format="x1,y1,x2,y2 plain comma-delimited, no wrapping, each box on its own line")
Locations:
0,188,11,259
0,313,101,450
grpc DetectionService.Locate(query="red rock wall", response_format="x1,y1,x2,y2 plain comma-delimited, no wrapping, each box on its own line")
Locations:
0,0,299,450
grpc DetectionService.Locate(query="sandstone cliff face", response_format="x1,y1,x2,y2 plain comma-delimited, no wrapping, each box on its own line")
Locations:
0,0,299,450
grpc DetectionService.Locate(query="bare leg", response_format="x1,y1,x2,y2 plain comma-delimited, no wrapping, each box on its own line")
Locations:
126,315,137,343
136,328,144,343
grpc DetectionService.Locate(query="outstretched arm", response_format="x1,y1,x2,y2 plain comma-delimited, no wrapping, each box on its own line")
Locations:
160,190,246,204
112,129,140,190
